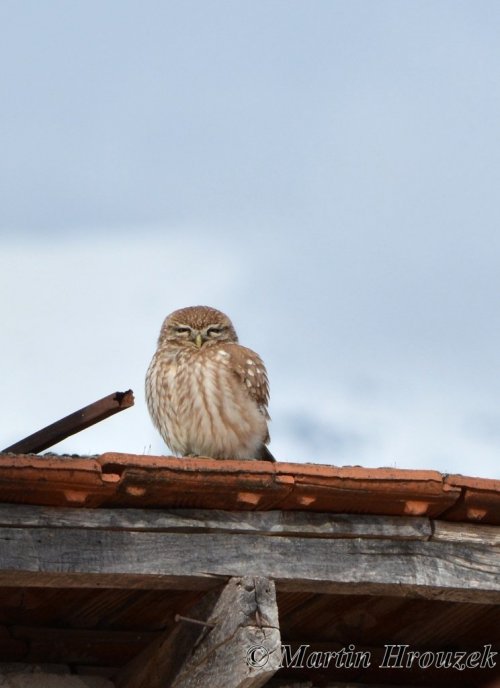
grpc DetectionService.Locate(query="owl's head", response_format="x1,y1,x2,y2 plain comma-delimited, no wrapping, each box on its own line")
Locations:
158,305,238,349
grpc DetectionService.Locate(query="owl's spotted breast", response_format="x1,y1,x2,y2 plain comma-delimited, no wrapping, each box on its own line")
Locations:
145,306,274,461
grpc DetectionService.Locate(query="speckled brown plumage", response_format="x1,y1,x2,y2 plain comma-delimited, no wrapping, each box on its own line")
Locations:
145,306,274,461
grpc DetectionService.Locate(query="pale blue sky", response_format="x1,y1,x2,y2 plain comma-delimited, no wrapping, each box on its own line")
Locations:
1,2,500,477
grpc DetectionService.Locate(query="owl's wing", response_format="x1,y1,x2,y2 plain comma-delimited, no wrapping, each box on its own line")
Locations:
222,343,270,420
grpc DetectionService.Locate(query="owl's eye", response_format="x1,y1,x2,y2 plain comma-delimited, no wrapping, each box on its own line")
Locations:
175,326,191,334
207,327,223,336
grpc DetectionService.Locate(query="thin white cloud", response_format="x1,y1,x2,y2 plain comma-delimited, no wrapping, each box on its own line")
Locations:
1,234,499,479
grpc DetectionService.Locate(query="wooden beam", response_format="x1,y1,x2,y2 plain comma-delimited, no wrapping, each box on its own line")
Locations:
0,519,498,602
0,671,114,688
115,577,280,688
2,390,134,454
0,504,432,540
267,683,314,688
172,577,280,688
267,683,411,688
11,625,156,666
432,520,500,545
7,503,500,546
114,586,223,688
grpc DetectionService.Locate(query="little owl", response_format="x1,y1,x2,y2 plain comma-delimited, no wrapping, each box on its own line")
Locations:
145,305,275,461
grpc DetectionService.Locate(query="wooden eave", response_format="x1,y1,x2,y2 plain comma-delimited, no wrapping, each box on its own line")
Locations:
0,453,498,688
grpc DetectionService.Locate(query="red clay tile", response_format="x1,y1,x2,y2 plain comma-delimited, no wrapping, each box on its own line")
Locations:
0,452,497,523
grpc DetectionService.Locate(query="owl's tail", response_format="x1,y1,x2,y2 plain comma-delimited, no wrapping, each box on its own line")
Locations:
258,445,276,462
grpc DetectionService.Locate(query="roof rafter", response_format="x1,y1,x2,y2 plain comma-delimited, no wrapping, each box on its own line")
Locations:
115,577,281,688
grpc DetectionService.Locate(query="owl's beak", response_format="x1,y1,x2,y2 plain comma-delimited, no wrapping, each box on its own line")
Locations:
194,333,203,348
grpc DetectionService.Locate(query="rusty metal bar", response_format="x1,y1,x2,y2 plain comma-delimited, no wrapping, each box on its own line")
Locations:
2,390,135,455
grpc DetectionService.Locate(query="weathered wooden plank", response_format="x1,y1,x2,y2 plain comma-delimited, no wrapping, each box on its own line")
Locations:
0,663,72,674
0,504,432,540
0,527,498,602
114,586,223,688
116,577,280,688
0,571,219,590
171,577,280,688
432,520,500,545
267,683,412,688
267,683,313,688
11,626,155,666
266,684,412,688
0,672,113,688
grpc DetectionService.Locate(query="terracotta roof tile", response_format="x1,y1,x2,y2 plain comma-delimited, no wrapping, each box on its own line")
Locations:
442,474,500,524
0,452,498,524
